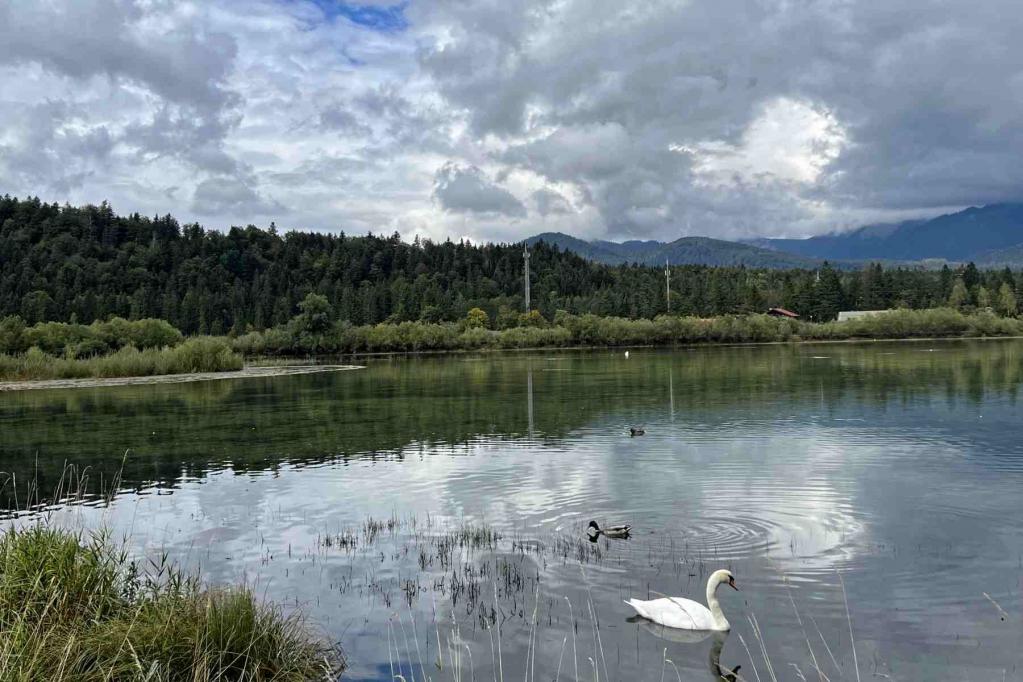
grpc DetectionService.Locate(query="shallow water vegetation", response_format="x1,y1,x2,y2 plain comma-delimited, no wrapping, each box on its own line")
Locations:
0,525,340,681
0,337,243,382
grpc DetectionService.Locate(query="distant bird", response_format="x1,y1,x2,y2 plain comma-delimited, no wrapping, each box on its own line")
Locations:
588,520,631,539
624,350,630,358
629,427,645,437
625,569,738,631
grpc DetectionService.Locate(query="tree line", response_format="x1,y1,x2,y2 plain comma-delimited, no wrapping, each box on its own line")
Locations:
1,195,1020,333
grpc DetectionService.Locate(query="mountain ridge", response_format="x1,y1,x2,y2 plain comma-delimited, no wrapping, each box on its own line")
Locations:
524,233,825,269
526,203,1023,268
750,204,1023,261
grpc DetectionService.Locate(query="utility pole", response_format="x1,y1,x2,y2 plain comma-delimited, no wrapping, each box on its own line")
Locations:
523,244,531,311
665,260,671,313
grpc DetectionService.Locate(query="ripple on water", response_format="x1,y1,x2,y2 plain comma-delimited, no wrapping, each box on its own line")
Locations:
678,515,783,560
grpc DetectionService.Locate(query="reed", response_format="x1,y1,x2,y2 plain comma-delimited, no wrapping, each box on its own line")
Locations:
0,524,341,681
0,337,243,381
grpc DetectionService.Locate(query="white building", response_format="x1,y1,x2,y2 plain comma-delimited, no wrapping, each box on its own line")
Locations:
837,310,894,322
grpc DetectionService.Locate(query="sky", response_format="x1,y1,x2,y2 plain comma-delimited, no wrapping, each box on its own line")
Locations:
1,0,1022,244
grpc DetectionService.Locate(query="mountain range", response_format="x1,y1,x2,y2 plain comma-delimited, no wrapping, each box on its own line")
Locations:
525,204,1023,269
522,233,823,269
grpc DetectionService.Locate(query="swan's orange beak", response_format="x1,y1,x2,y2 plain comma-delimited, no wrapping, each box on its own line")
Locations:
728,578,739,591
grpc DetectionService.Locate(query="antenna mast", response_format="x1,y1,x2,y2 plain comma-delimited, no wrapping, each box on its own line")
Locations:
523,244,531,311
665,260,671,313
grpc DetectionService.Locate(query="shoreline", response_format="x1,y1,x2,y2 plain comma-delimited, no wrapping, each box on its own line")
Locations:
0,364,362,392
321,333,1023,360
2,333,1021,389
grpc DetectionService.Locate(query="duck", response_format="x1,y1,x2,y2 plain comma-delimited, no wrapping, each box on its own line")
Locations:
587,520,631,539
625,569,738,630
629,427,645,437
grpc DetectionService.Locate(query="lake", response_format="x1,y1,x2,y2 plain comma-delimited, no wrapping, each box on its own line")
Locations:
2,340,1022,681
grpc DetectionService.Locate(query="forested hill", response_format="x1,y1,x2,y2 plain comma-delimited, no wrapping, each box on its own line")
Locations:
524,232,824,269
1,196,1018,333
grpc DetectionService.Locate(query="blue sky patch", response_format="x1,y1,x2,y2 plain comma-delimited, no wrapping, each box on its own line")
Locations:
307,1,409,32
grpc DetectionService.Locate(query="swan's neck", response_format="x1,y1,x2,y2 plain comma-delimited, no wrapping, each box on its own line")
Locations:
706,581,730,630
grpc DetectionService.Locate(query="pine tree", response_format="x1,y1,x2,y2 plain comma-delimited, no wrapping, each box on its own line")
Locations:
813,263,845,321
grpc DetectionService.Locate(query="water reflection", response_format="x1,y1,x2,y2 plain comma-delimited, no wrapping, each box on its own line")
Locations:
629,620,741,681
2,340,1023,680
527,362,534,438
708,634,741,682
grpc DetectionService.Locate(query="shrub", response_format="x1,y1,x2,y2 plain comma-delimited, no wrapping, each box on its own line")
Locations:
458,326,499,349
0,315,28,354
518,310,547,328
465,307,489,329
125,318,184,349
22,321,94,355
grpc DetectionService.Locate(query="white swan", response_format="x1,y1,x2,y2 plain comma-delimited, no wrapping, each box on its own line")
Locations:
625,569,738,631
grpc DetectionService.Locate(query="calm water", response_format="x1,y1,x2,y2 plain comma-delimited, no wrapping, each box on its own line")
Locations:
2,341,1023,680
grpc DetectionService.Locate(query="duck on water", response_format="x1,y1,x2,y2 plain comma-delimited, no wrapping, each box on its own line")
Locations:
586,520,632,539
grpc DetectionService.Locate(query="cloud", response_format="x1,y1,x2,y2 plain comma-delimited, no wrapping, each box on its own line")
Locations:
0,99,115,194
318,106,372,135
677,97,848,189
191,176,283,217
433,162,526,217
0,0,236,113
533,188,572,216
2,0,1023,241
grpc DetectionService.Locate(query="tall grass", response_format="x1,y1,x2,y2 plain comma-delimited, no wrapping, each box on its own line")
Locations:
0,524,340,681
0,337,243,382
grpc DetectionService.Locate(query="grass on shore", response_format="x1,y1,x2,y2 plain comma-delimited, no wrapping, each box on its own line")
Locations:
233,307,1023,355
3,308,1021,379
0,337,243,382
0,524,339,681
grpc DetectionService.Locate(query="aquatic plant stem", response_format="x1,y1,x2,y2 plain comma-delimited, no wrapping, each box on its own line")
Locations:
838,572,861,682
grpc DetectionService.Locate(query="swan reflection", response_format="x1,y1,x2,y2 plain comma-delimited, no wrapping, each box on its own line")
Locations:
629,619,741,680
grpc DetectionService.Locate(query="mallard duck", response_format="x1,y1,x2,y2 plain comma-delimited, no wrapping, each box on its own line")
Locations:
587,520,631,538
629,427,645,437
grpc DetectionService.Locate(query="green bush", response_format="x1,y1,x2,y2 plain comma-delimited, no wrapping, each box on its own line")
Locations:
465,307,489,329
0,315,28,354
8,317,186,358
221,307,1023,358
